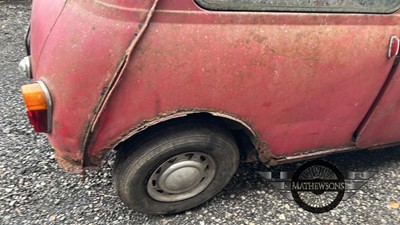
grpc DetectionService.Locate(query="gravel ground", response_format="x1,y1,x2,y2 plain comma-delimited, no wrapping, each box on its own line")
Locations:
0,1,399,225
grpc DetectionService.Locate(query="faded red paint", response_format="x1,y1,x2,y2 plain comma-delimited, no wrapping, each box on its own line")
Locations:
30,0,66,75
28,0,400,171
31,0,151,164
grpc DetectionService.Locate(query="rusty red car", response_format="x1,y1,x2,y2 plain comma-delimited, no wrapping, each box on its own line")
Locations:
19,0,400,214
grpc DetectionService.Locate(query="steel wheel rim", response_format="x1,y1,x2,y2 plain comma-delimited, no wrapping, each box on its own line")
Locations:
147,152,216,202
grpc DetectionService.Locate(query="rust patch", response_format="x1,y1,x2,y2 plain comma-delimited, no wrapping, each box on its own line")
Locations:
54,151,84,174
255,140,276,165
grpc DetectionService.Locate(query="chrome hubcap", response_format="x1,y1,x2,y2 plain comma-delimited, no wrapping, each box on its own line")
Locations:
147,152,216,202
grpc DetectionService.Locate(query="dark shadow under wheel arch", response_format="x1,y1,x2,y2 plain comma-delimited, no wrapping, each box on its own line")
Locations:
114,113,259,165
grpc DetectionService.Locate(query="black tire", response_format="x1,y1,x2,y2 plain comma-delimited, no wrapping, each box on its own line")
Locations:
113,122,240,215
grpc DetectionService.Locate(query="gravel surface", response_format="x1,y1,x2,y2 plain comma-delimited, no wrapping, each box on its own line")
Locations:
0,1,399,225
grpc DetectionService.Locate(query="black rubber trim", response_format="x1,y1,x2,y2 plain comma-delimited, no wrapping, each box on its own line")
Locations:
25,25,30,55
194,0,400,14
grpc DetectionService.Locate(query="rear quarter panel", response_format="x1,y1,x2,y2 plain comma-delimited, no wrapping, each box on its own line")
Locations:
89,1,398,161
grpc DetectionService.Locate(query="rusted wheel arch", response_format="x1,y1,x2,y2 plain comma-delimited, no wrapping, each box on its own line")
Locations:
111,111,269,165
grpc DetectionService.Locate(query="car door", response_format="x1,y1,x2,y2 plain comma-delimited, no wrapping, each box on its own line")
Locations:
355,38,400,148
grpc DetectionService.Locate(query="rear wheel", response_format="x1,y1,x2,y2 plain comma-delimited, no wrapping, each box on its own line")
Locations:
113,122,239,215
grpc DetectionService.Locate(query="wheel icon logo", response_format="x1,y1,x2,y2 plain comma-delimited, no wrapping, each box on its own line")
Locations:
291,160,345,213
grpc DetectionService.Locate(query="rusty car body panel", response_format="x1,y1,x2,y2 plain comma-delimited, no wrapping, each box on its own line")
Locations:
28,0,400,172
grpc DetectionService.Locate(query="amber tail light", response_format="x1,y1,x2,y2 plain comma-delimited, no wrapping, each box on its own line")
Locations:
21,81,52,133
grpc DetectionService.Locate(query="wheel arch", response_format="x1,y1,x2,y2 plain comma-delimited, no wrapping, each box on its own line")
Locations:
112,111,269,164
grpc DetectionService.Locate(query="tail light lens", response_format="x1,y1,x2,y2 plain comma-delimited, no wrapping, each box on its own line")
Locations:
21,81,52,133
